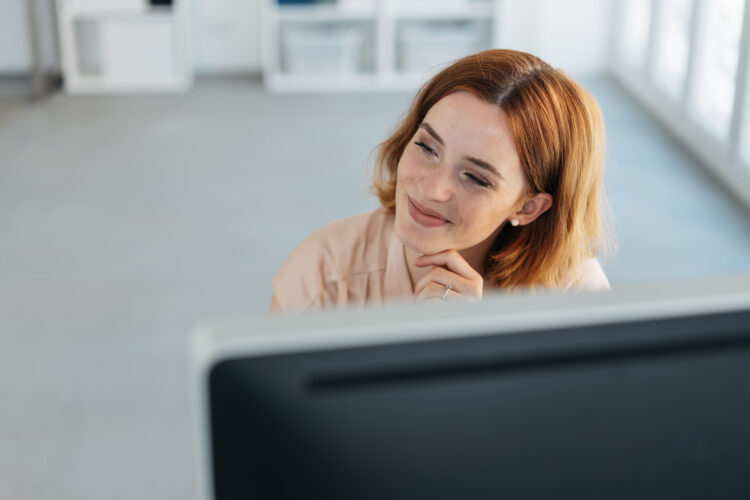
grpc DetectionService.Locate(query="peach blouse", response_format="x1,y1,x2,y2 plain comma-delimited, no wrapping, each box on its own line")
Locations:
272,208,610,313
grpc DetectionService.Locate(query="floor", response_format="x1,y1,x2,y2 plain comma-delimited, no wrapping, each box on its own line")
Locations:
1,75,750,499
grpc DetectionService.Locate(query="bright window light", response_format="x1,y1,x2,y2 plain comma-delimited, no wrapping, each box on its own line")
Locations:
653,0,693,99
741,75,750,164
620,0,652,68
691,0,745,139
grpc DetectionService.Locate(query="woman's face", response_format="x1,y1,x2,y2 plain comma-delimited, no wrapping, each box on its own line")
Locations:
394,91,530,255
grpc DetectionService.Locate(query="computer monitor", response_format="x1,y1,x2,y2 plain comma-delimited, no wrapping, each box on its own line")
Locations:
193,274,750,500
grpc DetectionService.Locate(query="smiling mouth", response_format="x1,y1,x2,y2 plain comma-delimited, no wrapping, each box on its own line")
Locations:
407,196,451,228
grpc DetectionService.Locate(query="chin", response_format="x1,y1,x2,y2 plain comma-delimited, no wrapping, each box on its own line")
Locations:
394,211,444,255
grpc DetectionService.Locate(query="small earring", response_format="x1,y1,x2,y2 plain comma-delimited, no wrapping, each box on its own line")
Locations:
510,219,520,227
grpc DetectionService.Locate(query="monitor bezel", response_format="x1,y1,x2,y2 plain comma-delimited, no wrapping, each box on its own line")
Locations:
192,273,750,500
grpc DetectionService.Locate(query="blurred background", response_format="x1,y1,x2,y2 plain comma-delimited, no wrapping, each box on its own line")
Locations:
2,0,750,499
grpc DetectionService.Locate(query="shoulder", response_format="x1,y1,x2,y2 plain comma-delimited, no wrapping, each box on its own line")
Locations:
272,208,394,312
299,208,394,280
571,257,611,291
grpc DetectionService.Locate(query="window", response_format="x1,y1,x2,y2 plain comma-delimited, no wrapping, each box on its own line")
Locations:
691,0,745,139
620,0,652,68
613,0,750,187
653,0,693,99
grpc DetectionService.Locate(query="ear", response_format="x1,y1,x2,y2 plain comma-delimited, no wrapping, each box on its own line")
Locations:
513,192,553,226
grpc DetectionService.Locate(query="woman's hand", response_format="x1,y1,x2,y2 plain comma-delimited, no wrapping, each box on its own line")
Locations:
413,249,484,303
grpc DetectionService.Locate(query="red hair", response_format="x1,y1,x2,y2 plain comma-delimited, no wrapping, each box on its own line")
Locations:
371,49,612,289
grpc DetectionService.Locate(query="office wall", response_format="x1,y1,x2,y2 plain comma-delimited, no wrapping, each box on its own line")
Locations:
500,0,615,76
0,0,61,74
0,0,612,76
0,0,32,73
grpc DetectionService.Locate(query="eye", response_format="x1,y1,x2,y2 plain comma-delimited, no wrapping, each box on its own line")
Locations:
414,141,437,157
465,172,491,188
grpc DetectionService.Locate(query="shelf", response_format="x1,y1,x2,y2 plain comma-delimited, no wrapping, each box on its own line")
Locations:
271,2,493,22
389,4,494,20
264,72,428,92
273,4,376,22
59,9,175,22
63,75,191,93
57,0,192,94
59,0,165,17
261,0,499,93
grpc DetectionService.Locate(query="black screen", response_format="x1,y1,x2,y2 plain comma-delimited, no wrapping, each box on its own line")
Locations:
209,309,750,499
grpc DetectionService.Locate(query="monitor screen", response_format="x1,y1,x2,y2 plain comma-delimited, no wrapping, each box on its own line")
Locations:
196,280,750,500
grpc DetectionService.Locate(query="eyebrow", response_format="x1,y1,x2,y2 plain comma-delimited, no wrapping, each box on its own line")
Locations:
419,121,504,180
419,122,444,145
465,156,503,180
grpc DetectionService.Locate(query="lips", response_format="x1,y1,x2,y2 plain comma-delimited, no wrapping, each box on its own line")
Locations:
407,196,450,228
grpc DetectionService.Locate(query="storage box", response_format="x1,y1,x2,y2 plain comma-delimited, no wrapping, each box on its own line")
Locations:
398,21,480,74
65,0,145,14
397,0,468,9
99,18,177,83
338,0,375,13
282,24,364,75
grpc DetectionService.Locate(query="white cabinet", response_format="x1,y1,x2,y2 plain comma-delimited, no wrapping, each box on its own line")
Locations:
261,0,500,92
56,0,192,93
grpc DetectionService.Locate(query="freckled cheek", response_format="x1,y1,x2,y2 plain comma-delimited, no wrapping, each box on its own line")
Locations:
452,199,477,227
456,204,495,232
396,160,421,188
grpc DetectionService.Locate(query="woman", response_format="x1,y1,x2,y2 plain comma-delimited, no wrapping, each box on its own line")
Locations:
271,49,612,313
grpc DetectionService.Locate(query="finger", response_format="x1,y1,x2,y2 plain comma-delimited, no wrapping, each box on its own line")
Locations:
442,289,473,302
415,282,450,303
414,249,481,280
415,283,474,304
415,274,481,302
413,266,471,297
417,297,444,305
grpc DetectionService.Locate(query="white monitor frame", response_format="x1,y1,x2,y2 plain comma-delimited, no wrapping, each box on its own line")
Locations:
192,273,750,500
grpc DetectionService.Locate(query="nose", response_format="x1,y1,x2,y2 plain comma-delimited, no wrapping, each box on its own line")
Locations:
419,166,453,203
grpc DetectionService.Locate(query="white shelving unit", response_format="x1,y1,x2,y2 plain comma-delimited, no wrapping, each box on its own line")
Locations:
56,0,192,94
261,0,501,92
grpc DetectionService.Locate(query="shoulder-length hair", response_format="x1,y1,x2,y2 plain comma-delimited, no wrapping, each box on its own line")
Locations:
371,49,612,289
